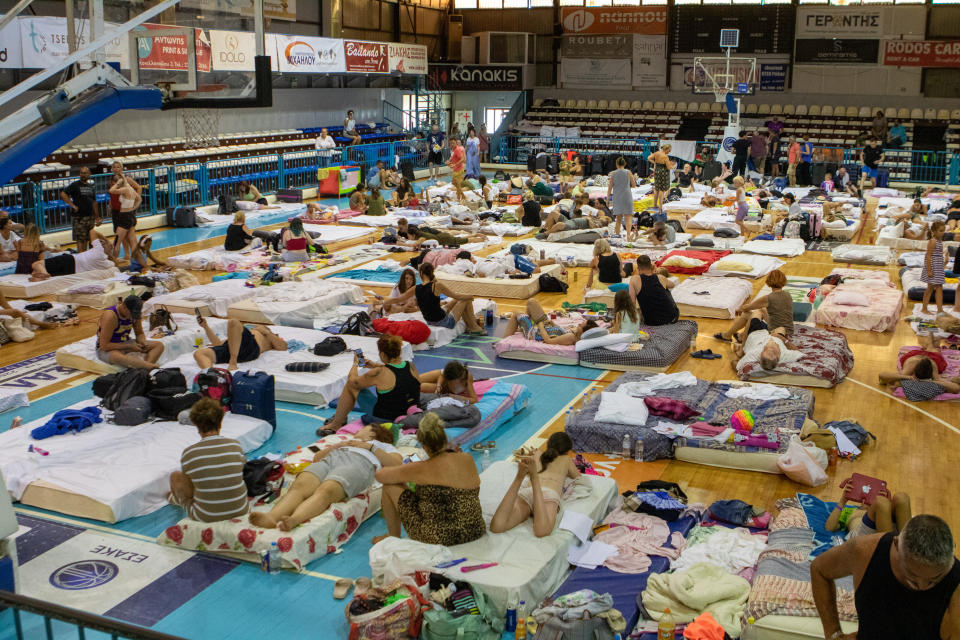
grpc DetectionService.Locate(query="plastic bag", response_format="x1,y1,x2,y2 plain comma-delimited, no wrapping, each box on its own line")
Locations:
777,435,828,486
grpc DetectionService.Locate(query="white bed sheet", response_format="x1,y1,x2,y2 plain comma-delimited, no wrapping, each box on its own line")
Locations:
344,214,451,228
0,268,120,299
672,276,754,317
196,202,306,227
163,325,413,405
707,254,785,279
831,244,893,265
0,400,272,521
301,224,376,243
144,279,257,317
739,238,806,257
0,387,29,414
234,280,366,324
167,245,266,271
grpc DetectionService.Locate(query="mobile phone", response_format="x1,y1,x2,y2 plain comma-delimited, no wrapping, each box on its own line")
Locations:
354,349,366,366
307,445,321,453
194,307,203,322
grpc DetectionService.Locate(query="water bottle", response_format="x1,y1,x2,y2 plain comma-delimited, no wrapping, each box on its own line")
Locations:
267,541,281,574
514,601,527,639
481,448,491,472
634,436,644,462
658,607,676,639
505,592,518,632
194,329,203,349
621,434,632,460
689,332,697,353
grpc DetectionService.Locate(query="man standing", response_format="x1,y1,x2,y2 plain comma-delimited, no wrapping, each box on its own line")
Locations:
786,136,801,187
768,130,781,179
732,131,751,178
315,127,336,168
811,515,960,640
448,138,466,200
750,130,768,177
798,137,813,186
861,137,885,189
60,166,99,252
426,123,445,182
888,120,907,149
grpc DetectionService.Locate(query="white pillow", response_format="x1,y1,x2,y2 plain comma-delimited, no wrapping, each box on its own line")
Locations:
235,200,258,211
595,391,649,426
831,291,870,306
581,327,609,341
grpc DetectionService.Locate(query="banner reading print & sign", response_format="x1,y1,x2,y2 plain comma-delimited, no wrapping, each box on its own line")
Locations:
345,40,388,74
135,23,211,72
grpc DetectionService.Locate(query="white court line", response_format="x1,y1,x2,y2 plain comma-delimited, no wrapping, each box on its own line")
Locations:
846,377,960,436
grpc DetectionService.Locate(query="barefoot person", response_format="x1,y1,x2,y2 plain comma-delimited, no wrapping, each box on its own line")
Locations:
732,313,802,372
490,433,580,537
29,232,116,281
373,412,485,546
193,318,287,371
878,333,960,401
501,299,598,346
827,486,912,539
96,295,164,369
250,424,401,531
0,290,74,331
714,270,794,345
388,262,486,335
168,398,249,522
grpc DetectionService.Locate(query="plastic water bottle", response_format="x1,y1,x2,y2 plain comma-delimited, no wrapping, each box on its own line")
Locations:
621,434,632,460
514,601,527,639
194,329,203,349
690,332,697,353
267,541,281,574
658,607,676,640
634,436,644,462
481,448,491,472
505,592,518,632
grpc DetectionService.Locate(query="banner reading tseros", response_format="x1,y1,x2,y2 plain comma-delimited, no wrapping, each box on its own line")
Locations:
560,6,668,35
388,43,428,75
345,40,389,74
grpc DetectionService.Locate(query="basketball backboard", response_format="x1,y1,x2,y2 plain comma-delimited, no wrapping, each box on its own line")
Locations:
691,56,757,99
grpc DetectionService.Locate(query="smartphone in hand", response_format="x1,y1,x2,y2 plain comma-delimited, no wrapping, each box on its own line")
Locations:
354,349,366,367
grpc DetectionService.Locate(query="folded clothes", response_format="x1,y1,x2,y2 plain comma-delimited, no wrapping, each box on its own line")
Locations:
644,396,700,421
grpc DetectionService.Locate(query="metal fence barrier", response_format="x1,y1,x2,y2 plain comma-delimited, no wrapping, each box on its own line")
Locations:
497,135,657,166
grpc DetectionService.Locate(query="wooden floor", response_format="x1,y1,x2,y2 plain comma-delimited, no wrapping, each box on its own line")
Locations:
6,197,960,534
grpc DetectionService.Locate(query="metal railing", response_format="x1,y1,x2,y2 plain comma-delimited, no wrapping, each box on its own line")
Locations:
497,135,657,165
0,589,185,640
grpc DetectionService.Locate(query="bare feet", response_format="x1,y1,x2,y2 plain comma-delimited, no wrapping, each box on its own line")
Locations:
227,362,239,371
278,516,298,532
9,417,22,430
371,534,393,545
249,512,277,529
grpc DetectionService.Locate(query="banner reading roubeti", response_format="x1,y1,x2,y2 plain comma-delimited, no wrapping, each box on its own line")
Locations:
387,43,427,75
883,40,960,67
344,40,388,74
560,7,668,35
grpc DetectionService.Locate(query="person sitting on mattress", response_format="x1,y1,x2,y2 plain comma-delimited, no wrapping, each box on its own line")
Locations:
490,432,580,538
628,255,678,326
387,262,486,335
500,299,598,346
382,267,420,314
520,190,543,228
224,211,260,252
322,335,420,431
96,295,164,369
586,238,623,289
609,290,642,336
714,269,794,345
642,220,676,247
348,183,367,214
419,360,478,404
169,398,249,523
827,486,912,540
732,312,802,372
945,198,960,232
128,235,167,273
193,318,287,372
280,218,323,262
373,412,485,546
0,215,20,262
250,423,402,531
28,233,117,281
878,333,960,401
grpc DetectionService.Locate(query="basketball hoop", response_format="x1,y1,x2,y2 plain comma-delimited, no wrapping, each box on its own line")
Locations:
711,73,734,104
182,109,220,149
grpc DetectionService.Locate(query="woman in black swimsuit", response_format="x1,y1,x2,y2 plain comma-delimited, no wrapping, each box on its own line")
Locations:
390,262,486,335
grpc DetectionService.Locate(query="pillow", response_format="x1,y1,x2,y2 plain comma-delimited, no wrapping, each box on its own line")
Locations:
831,291,870,306
595,391,649,426
714,260,754,272
663,255,706,268
235,200,259,211
690,237,715,247
581,327,609,341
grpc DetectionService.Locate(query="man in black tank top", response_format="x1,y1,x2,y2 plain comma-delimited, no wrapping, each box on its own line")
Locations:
811,515,960,640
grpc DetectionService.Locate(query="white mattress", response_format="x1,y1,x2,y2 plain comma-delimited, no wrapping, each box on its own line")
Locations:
325,259,406,288
196,202,306,227
0,399,272,521
440,461,617,613
739,238,806,257
672,276,754,318
167,245,266,271
301,224,376,243
386,299,495,350
0,267,120,299
55,281,148,309
686,209,740,230
143,279,258,317
707,254,785,279
0,387,28,414
228,280,366,325
163,325,413,405
662,197,707,212
344,214,451,228
831,244,893,265
479,223,534,237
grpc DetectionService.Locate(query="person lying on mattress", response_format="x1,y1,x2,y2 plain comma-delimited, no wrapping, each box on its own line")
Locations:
0,289,76,331
168,398,249,523
28,233,117,281
714,269,794,346
500,299,598,346
628,256,678,326
193,318,287,372
322,335,420,431
250,423,402,532
438,250,555,280
490,433,580,538
388,263,486,335
826,486,912,540
642,220,677,247
731,313,802,372
373,412,485,546
410,226,486,249
96,295,164,369
878,333,960,402
543,211,612,236
419,360,478,404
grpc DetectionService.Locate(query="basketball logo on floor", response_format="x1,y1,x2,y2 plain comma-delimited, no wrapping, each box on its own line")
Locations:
50,560,118,590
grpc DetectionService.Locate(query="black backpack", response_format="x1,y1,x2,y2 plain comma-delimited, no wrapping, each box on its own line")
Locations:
538,273,568,294
147,388,202,421
242,458,285,497
93,373,117,398
314,336,347,356
339,311,377,337
218,193,237,215
102,368,151,412
636,212,655,228
148,368,187,393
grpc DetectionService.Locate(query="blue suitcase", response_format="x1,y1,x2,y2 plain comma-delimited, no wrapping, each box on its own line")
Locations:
231,371,276,430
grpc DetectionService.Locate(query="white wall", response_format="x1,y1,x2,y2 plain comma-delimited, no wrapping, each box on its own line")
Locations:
451,91,522,129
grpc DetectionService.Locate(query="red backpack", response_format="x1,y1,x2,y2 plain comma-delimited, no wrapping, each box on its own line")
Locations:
192,367,233,409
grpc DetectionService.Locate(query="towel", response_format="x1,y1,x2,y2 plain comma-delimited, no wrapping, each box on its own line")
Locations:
642,562,750,635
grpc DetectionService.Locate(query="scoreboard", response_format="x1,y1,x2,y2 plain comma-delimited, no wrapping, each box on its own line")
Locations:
671,6,795,55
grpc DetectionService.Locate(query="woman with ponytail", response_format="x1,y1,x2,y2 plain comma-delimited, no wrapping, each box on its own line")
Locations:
490,432,579,537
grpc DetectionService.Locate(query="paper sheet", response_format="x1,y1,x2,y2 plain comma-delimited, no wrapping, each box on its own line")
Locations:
558,510,594,544
567,541,619,569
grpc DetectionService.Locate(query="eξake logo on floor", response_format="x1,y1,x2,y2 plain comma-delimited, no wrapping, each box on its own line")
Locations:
50,560,119,590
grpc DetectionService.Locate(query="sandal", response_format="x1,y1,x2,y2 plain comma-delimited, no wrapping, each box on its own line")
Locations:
466,329,487,336
354,577,373,593
334,578,354,599
712,332,731,342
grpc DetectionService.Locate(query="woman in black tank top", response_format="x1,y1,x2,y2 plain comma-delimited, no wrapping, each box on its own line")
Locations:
322,334,421,431
588,238,623,288
388,262,487,335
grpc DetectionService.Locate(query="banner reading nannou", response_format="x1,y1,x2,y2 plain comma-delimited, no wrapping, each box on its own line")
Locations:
560,7,668,35
883,40,960,67
388,43,427,75
135,23,211,72
345,40,388,73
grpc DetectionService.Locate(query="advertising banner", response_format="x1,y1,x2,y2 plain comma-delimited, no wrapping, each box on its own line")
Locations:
795,39,879,64
561,34,632,59
797,7,884,38
0,15,22,69
759,63,788,91
632,35,666,88
134,23,211,72
560,7,668,35
344,40,389,73
274,34,345,73
560,58,632,88
387,42,427,74
427,64,523,91
210,29,256,71
19,16,128,69
883,40,960,67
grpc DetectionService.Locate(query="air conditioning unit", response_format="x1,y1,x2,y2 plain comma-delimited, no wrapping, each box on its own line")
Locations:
448,15,463,61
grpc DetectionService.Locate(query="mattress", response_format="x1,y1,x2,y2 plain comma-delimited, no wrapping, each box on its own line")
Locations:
143,279,259,317
325,260,407,288
157,434,381,570
756,276,820,323
196,202,306,228
706,254,785,279
829,268,890,282
544,228,603,243
737,325,854,388
55,315,230,375
167,245,267,271
438,263,564,299
738,238,806,257
478,223,535,237
162,325,414,405
900,267,958,304
578,321,697,372
490,240,595,267
831,244,893,265
437,460,618,614
672,276,754,319
892,346,960,402
301,223,377,243
223,280,365,325
0,387,29,414
815,280,903,332
448,381,532,446
290,246,392,281
0,400,272,522
384,299,495,351
495,333,578,365
343,213,451,228
55,281,148,309
820,216,861,241
0,267,120,299
657,249,732,275
906,304,960,339
686,208,740,231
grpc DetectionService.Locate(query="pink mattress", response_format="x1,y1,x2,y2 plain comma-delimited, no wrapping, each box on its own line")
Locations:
494,333,577,360
829,268,890,282
893,347,960,401
815,280,903,332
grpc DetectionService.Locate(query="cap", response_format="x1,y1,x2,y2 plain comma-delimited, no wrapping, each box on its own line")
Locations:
123,295,143,319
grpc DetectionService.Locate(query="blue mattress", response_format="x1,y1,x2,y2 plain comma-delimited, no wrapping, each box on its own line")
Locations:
447,381,531,446
552,515,697,631
327,267,403,285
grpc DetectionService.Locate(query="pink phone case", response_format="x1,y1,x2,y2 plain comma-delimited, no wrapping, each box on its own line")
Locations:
841,473,887,506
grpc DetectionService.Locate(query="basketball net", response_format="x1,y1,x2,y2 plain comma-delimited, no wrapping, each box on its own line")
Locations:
182,109,220,149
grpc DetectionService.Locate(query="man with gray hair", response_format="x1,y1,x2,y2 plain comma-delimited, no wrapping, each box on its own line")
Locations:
811,514,960,639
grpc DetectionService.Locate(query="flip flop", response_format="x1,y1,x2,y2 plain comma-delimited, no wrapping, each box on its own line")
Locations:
354,577,373,593
712,333,731,342
333,578,354,600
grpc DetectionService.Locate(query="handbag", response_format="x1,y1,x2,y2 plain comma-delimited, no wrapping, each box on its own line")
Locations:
421,584,503,640
340,311,378,337
533,613,615,640
346,581,430,640
149,306,178,333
